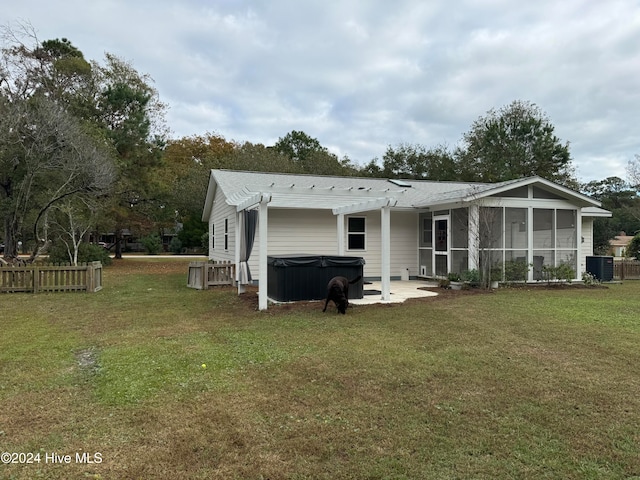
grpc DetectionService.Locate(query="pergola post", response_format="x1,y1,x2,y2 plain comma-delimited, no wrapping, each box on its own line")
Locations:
468,204,479,271
337,213,345,255
258,196,269,310
235,211,245,294
381,205,391,301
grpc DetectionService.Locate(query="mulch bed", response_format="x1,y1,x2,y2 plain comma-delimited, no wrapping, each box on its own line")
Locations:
233,284,498,312
233,282,609,312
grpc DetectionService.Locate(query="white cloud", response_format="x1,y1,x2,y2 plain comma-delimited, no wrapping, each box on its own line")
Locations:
3,0,640,181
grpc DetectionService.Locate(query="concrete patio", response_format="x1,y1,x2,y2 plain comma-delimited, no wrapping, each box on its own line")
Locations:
351,280,440,305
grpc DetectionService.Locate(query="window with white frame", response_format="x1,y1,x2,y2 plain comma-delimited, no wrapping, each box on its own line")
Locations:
347,217,366,250
211,223,215,250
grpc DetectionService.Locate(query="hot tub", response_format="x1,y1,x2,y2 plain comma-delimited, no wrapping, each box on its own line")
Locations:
267,254,365,302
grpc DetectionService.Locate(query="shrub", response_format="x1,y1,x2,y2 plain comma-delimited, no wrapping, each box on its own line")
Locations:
460,269,481,283
169,236,182,254
141,233,162,255
178,216,208,248
490,265,503,282
504,260,530,282
81,243,113,266
541,264,575,284
628,233,640,259
556,263,575,283
48,242,112,266
582,271,600,286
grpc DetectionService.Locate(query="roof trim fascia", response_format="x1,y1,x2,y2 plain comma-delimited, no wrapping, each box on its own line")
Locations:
201,170,217,221
582,207,612,218
463,177,601,207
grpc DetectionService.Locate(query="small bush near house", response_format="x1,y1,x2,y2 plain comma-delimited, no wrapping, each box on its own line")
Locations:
582,271,600,285
504,260,530,282
461,269,481,283
541,263,575,284
447,272,461,282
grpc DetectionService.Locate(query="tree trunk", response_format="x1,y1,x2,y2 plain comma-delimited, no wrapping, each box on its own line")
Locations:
114,228,123,259
3,216,19,259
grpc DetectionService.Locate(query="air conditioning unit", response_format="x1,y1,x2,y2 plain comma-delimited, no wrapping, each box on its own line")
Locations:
419,265,427,276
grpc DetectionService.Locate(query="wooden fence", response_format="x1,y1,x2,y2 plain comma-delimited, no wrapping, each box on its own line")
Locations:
187,261,236,289
0,261,103,293
614,259,640,280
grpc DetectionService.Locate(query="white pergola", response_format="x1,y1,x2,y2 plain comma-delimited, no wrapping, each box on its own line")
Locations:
230,184,406,310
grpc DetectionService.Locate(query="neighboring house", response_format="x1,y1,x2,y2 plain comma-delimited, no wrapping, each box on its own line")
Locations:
203,169,611,309
609,232,634,258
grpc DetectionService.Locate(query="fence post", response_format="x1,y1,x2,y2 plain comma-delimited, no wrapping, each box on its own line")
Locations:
33,264,39,294
87,262,94,292
95,262,103,292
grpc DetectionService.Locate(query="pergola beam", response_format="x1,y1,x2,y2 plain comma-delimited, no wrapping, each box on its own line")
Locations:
236,192,271,212
332,197,397,216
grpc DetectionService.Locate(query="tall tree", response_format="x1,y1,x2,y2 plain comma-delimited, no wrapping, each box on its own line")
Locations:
457,100,576,186
0,26,94,117
90,53,167,258
160,135,303,245
0,95,115,261
159,133,237,242
274,130,354,175
628,155,640,190
1,25,165,260
379,143,457,180
48,194,104,265
1,26,116,261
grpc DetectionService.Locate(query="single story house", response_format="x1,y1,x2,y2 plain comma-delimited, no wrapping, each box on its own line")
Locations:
202,169,611,309
609,232,635,258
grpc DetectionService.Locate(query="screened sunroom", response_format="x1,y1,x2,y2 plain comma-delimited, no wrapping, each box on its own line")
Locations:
418,186,584,282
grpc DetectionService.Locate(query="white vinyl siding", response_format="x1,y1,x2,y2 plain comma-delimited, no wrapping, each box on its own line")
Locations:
580,217,594,274
391,211,419,279
209,187,235,262
248,209,338,277
248,208,419,280
346,211,417,279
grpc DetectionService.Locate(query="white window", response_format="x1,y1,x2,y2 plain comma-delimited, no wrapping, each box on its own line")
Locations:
347,217,366,250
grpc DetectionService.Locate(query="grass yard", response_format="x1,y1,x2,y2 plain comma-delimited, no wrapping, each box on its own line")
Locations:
1,259,639,479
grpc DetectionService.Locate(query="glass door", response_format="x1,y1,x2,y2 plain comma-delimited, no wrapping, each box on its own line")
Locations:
434,216,449,277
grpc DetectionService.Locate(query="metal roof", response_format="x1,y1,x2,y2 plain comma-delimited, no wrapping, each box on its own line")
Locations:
210,169,483,210
203,169,605,219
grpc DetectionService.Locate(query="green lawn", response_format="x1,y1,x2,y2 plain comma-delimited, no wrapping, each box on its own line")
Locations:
1,259,639,479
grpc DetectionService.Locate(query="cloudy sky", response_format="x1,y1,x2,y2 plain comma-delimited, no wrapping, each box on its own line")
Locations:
4,0,640,181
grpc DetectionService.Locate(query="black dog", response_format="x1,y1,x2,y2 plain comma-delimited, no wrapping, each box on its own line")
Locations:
322,275,362,314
